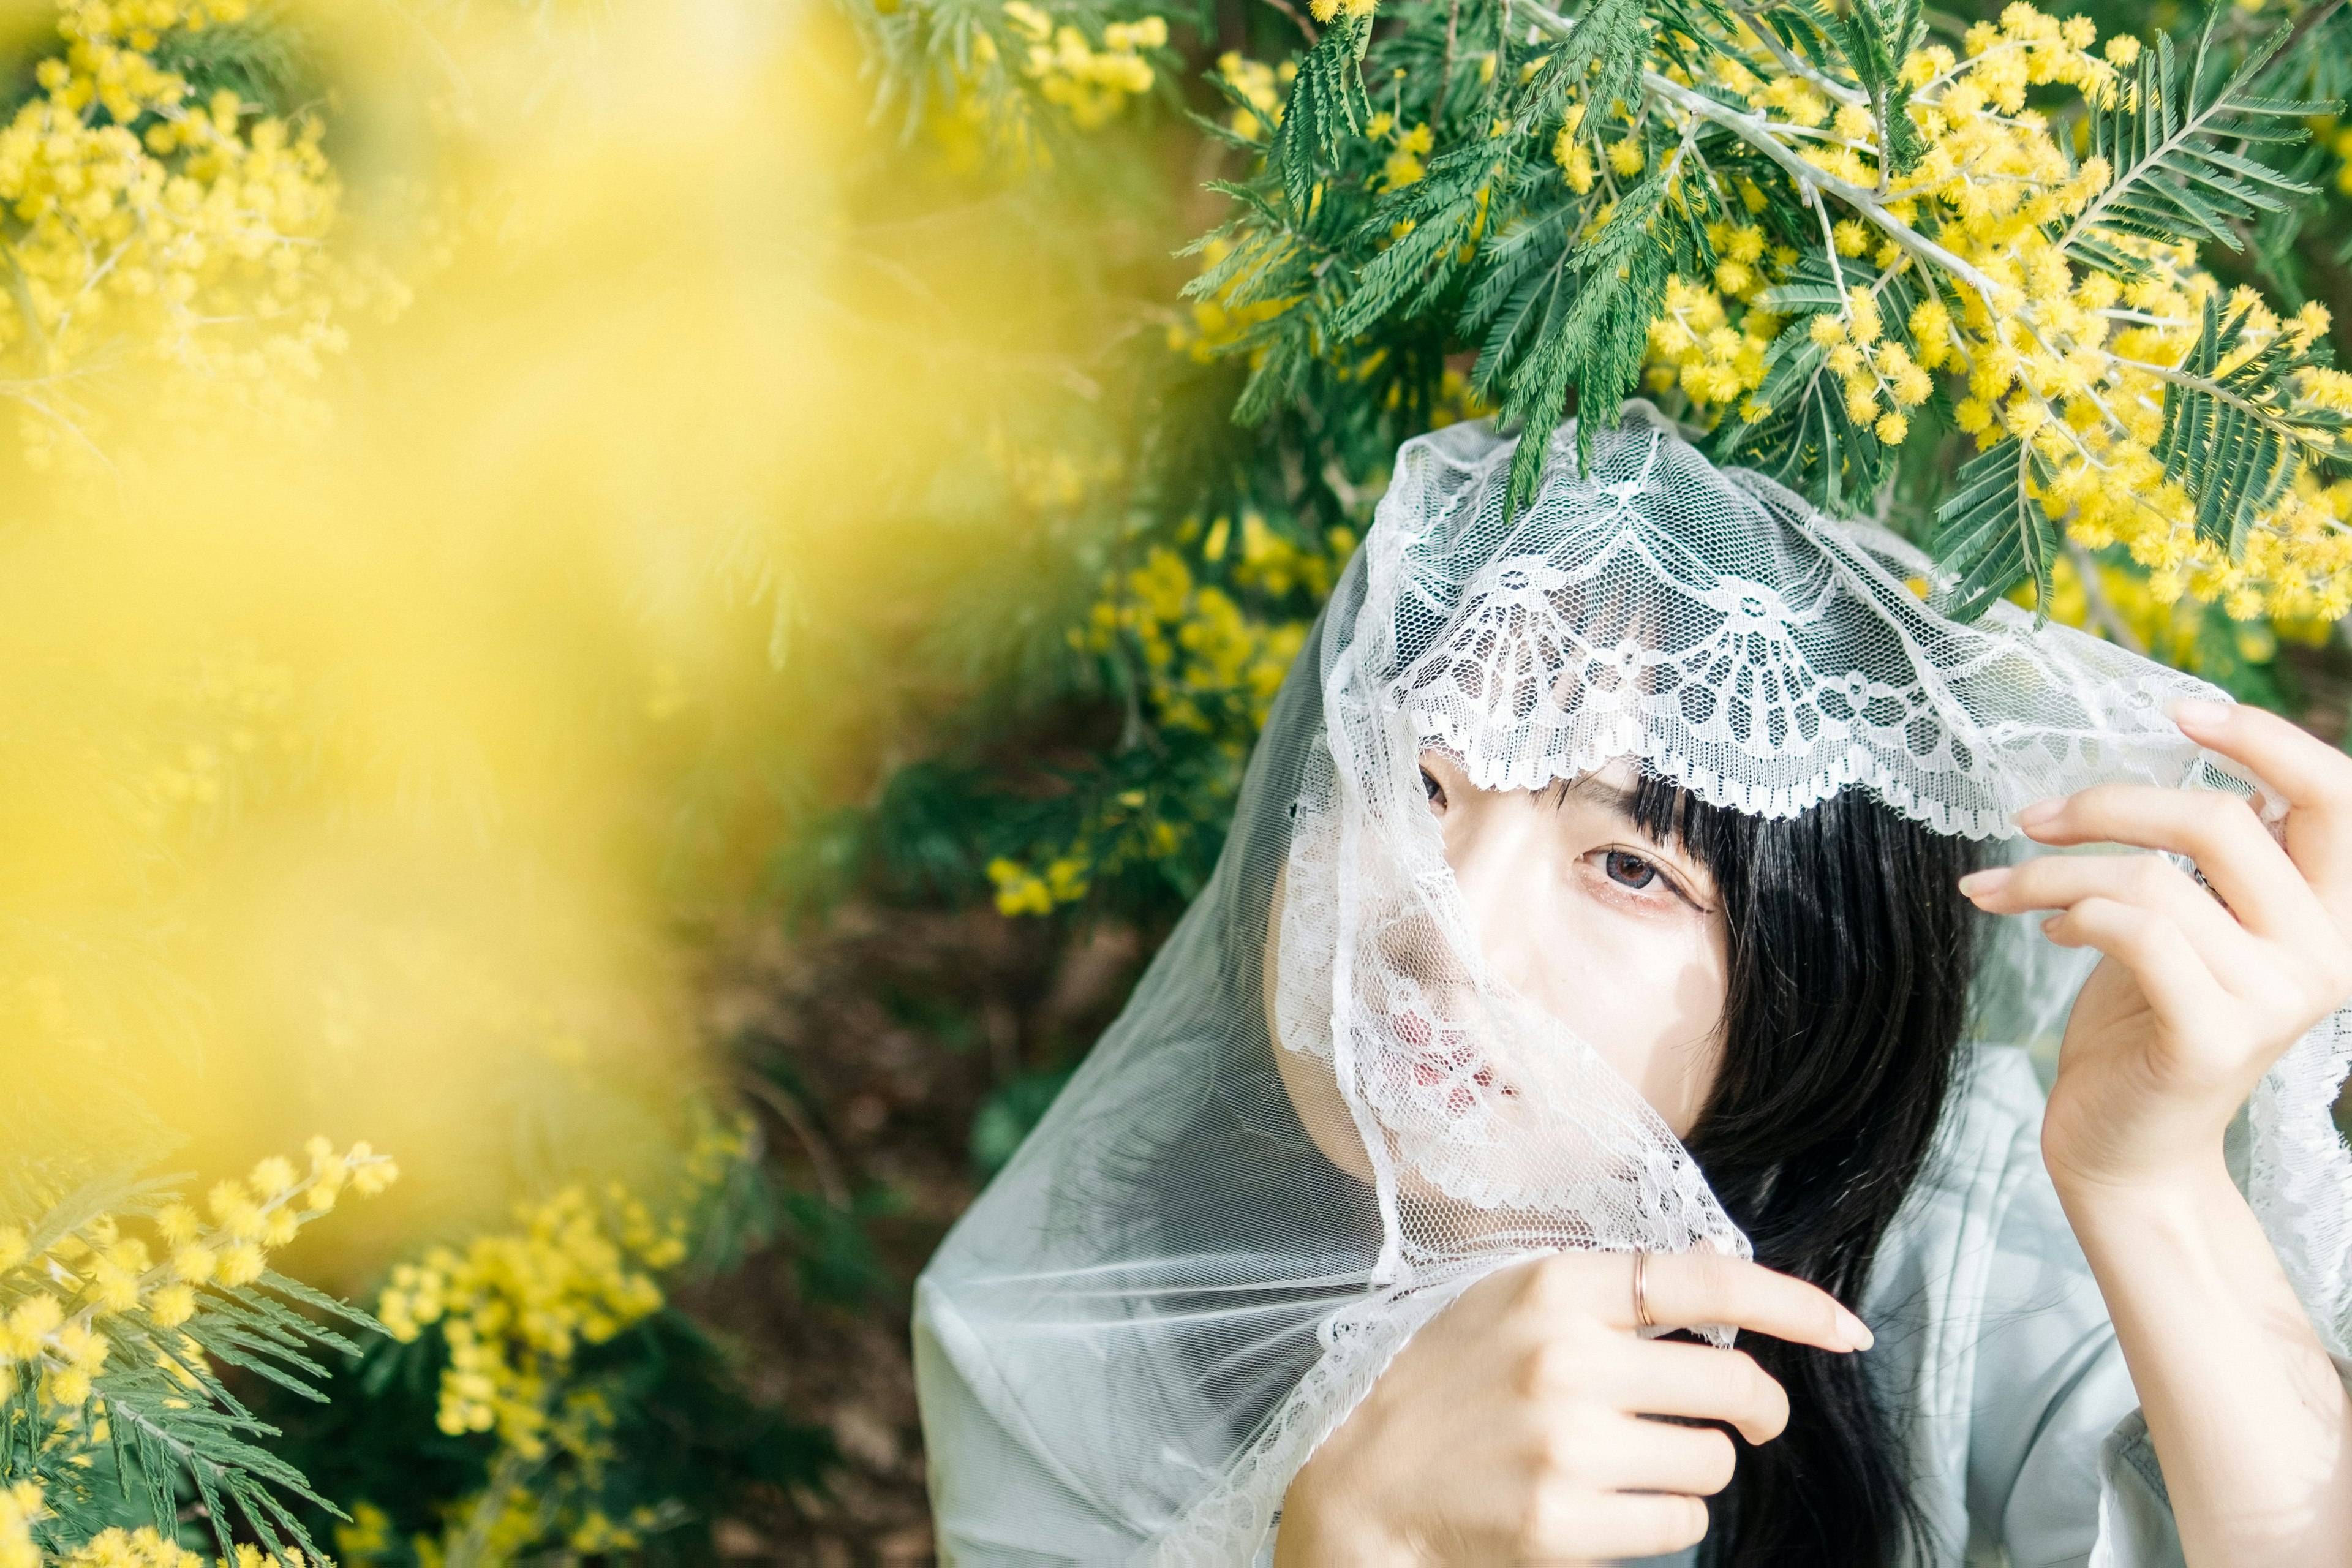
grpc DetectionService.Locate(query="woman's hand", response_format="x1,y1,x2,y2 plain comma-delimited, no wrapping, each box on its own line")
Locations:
1959,699,2352,1195
1961,698,2352,1566
1273,1250,1871,1567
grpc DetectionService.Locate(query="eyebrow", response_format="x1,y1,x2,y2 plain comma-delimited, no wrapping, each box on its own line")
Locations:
1551,771,1640,820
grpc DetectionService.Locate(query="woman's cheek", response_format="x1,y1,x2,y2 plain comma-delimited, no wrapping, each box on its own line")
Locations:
1534,905,1720,1062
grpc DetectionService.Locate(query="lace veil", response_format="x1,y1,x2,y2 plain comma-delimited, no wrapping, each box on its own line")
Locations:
913,402,2352,1564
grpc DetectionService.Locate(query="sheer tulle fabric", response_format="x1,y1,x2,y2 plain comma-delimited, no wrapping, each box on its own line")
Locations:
914,402,2352,1564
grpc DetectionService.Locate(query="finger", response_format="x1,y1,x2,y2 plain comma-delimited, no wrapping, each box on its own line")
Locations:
2035,896,2218,1022
1959,853,2260,971
1523,1489,1711,1561
1585,1339,1790,1446
1611,1249,1871,1353
2008,784,2318,939
2169,699,2352,897
1532,1408,1739,1495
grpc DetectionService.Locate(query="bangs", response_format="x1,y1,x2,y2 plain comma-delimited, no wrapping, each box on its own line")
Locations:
1627,764,1749,892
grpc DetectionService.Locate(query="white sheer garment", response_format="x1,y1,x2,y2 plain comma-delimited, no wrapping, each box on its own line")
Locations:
912,405,2352,1566
918,1046,2185,1567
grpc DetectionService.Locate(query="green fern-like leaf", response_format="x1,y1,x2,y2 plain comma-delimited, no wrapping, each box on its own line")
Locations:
1465,172,1678,509
1270,15,1374,216
1932,434,2060,622
1532,0,1653,134
1831,0,1927,173
1335,138,1526,339
2153,290,2350,555
2062,9,2331,258
1714,259,1918,510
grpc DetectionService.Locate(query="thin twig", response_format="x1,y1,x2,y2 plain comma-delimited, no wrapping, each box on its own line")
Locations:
2111,352,2312,442
1872,87,1892,198
2066,538,2149,653
1436,0,1462,121
1809,181,1850,306
1732,6,1869,107
1262,0,1320,47
1632,66,2007,304
736,1072,851,1208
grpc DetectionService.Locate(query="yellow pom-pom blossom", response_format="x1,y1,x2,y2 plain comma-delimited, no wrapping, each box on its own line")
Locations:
375,1123,745,1467
0,0,382,472
0,1139,393,1414
990,514,1362,916
51,1524,202,1567
0,1480,43,1568
1623,1,2352,621
1645,268,1774,410
1000,2,1164,130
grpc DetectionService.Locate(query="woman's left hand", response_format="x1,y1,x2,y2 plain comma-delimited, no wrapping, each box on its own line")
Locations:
1961,698,2352,1196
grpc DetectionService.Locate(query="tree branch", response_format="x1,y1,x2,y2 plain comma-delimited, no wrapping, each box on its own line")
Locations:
1632,66,2008,304
2066,538,2150,654
1732,6,1870,107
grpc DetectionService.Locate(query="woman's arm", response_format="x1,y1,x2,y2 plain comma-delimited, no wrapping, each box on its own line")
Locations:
2059,1159,2351,1562
1962,699,2352,1564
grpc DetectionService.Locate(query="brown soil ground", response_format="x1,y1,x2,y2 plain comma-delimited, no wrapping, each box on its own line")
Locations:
682,901,1153,1565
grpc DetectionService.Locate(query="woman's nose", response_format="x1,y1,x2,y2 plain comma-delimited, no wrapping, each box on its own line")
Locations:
1441,799,1545,979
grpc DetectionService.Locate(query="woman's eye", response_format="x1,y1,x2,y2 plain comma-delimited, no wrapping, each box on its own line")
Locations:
1604,849,1658,889
1420,767,1447,809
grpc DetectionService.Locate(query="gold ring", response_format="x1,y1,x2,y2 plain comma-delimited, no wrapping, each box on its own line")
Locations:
1632,1250,1654,1331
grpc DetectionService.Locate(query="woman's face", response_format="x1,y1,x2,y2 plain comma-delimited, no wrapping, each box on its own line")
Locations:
1417,750,1730,1138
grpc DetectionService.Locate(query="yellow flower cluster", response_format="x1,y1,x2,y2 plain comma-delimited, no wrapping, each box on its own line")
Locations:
1091,537,1324,733
0,0,364,471
377,1186,671,1457
991,518,1354,916
1643,260,1782,413
987,853,1093,916
1,1482,39,1568
1806,285,1935,445
361,1121,747,1564
376,1117,744,1468
1217,51,1294,143
2037,551,2305,672
1679,1,2352,618
1308,0,1376,24
2,1499,303,1568
0,1139,394,1408
1364,113,1434,192
995,3,1166,130
55,1527,200,1567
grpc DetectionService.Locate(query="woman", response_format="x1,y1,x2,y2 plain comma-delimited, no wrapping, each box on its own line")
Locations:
914,404,2352,1564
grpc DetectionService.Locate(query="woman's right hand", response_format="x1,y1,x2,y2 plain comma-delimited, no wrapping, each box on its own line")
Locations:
1272,1250,1873,1566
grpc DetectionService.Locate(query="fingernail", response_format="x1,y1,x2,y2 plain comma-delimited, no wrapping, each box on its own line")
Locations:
1838,1307,1874,1351
2012,797,2064,830
2166,698,2231,732
1957,867,2010,899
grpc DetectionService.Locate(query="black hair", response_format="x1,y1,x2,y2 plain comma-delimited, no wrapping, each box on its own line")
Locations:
1072,600,1984,1560
1630,771,1983,1567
